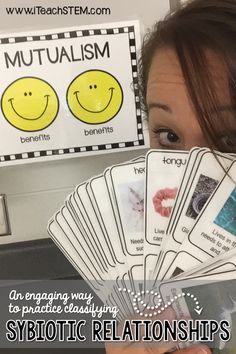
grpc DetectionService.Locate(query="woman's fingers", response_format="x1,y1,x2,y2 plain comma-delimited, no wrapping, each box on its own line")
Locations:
105,309,213,354
105,344,173,354
168,346,212,354
105,344,212,354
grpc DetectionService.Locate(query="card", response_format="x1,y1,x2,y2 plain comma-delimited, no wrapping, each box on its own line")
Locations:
154,148,206,281
180,247,236,278
159,270,236,351
107,160,145,294
156,150,234,281
55,207,108,281
74,183,117,269
164,160,236,278
171,151,233,245
48,217,104,289
88,174,126,266
66,190,109,273
106,160,145,257
166,148,206,235
50,210,130,318
144,149,188,287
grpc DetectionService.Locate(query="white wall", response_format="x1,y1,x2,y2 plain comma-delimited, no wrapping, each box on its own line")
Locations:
0,0,170,34
0,0,171,244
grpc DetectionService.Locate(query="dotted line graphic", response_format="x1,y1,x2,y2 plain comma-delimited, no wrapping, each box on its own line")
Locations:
118,288,203,317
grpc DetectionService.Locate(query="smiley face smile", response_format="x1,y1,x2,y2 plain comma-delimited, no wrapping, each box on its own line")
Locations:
8,94,50,121
73,88,114,114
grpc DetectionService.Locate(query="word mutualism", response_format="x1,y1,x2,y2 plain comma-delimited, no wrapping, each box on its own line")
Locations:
4,41,110,68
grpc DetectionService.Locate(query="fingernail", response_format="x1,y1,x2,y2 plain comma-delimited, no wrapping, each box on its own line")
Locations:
156,306,176,320
196,348,211,354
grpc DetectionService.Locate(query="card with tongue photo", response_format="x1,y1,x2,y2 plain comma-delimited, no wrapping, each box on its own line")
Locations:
143,149,188,288
153,148,207,283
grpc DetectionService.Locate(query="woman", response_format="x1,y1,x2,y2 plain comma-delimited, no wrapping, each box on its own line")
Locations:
106,0,236,353
140,0,236,153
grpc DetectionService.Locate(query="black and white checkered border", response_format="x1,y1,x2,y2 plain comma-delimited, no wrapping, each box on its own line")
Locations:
127,27,144,143
0,25,144,162
0,26,136,44
0,140,145,162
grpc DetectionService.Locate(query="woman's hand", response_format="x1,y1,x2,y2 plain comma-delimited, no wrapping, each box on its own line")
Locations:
105,344,211,354
105,308,212,354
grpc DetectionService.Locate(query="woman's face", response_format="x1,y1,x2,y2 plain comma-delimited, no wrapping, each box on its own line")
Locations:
146,48,231,150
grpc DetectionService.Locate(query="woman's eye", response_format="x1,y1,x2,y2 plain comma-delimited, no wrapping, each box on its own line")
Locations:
221,134,236,151
155,128,180,147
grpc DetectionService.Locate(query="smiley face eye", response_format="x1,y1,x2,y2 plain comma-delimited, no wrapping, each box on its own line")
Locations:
94,84,97,89
29,92,32,96
24,92,27,96
89,85,92,89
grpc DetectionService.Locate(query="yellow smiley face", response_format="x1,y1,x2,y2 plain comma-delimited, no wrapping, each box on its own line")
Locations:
1,77,59,132
66,70,123,124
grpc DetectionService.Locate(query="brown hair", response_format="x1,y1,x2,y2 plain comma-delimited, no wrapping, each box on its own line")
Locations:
139,0,236,152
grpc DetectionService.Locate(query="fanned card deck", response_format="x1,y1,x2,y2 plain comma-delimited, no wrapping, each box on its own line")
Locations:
48,147,236,351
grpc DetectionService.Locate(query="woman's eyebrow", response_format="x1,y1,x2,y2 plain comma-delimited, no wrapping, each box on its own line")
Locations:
147,102,172,113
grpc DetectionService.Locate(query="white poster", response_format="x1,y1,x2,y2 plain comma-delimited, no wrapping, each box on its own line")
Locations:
0,20,148,166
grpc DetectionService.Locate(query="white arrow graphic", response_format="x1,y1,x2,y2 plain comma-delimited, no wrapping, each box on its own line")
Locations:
118,288,203,316
194,307,203,315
